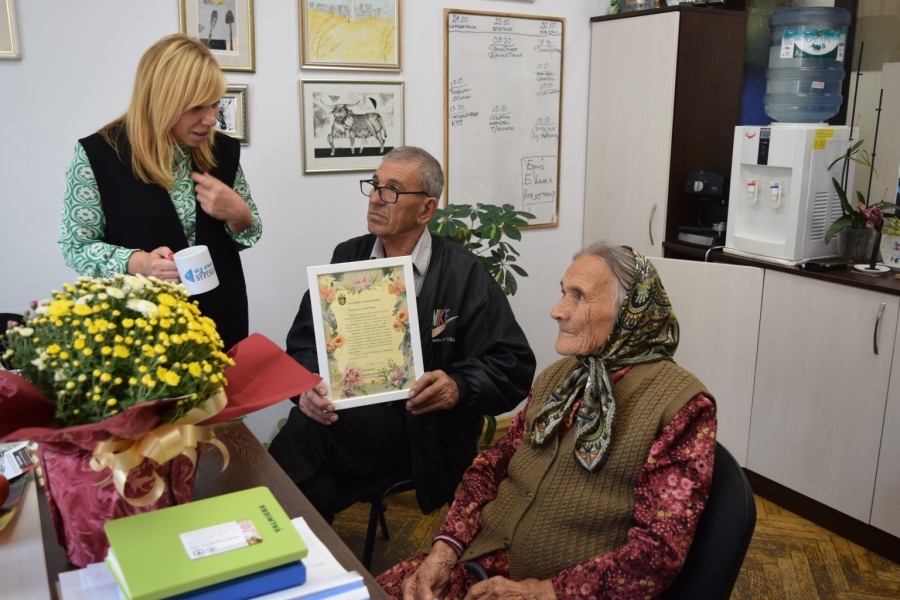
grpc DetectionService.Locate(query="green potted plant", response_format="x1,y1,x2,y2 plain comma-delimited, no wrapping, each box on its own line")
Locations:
825,139,896,262
428,203,535,296
428,203,534,445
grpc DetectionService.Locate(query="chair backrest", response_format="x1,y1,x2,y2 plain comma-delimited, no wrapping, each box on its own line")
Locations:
662,442,756,600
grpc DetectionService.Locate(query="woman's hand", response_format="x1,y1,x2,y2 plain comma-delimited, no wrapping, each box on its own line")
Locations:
401,541,457,600
128,246,179,282
463,577,556,600
190,171,252,233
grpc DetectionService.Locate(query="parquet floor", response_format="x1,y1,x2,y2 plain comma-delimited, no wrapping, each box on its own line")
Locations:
331,491,900,598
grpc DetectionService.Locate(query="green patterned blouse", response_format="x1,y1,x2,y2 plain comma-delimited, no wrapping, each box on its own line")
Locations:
59,142,262,277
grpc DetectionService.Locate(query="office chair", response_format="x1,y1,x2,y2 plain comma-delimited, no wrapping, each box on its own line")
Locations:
360,477,416,570
661,442,756,600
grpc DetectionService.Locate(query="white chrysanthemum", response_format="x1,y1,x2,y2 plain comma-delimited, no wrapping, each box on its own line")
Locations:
75,294,94,305
35,305,48,315
127,298,159,317
128,276,147,291
31,357,45,371
105,287,125,299
17,327,34,337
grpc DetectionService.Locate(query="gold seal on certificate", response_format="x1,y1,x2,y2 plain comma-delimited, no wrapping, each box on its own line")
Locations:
307,256,425,409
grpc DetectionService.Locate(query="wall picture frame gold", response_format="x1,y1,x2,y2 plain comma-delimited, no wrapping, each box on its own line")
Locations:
300,0,401,71
217,84,249,145
0,0,21,60
179,0,255,72
300,79,405,173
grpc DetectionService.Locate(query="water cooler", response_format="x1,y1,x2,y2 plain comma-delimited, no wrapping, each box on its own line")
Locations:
724,124,854,264
724,7,853,265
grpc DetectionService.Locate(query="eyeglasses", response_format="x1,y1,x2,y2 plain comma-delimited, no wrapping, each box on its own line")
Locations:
360,179,427,204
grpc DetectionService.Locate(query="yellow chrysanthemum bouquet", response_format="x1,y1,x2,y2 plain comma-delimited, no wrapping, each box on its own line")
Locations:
2,273,233,426
0,274,320,567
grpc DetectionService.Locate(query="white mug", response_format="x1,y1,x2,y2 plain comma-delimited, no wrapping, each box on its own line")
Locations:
173,245,219,295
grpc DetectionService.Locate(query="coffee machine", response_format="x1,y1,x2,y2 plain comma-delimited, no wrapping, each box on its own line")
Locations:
677,171,730,247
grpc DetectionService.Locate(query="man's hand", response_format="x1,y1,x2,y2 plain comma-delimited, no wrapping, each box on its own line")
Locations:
297,381,338,425
464,577,556,600
401,541,457,600
128,246,179,282
406,370,459,415
191,171,252,233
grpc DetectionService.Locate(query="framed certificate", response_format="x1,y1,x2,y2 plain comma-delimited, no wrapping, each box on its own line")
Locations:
307,257,424,409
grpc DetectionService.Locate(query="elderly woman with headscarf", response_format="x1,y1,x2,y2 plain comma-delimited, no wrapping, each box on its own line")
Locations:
376,243,717,600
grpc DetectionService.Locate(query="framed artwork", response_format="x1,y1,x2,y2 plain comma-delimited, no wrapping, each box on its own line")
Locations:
216,84,249,145
0,0,21,60
307,256,424,409
300,79,404,174
299,0,401,71
179,0,255,72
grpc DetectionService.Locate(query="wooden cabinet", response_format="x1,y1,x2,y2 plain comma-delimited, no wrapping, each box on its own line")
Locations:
747,271,898,522
652,258,762,466
584,7,745,257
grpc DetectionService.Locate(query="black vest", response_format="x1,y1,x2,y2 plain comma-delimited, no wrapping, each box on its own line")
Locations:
79,128,248,350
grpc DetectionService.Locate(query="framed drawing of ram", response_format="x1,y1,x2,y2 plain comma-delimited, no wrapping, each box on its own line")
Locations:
299,0,401,71
301,80,405,174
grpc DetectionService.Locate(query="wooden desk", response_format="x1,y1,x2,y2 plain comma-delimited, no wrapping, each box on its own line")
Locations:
37,421,389,600
663,240,900,297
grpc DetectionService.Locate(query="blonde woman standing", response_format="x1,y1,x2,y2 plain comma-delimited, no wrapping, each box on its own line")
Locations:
59,34,261,350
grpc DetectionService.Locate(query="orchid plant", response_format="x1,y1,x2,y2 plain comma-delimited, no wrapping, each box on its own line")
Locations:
825,139,897,244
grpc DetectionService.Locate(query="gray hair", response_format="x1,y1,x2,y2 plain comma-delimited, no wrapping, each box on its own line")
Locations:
573,242,636,311
382,146,444,199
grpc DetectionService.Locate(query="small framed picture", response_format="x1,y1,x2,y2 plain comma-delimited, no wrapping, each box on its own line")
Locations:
179,0,255,72
0,0,21,60
299,0,401,71
217,84,249,145
300,79,404,174
307,256,424,409
621,0,658,12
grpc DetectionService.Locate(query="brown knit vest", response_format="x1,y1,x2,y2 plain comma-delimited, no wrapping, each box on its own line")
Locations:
459,357,712,581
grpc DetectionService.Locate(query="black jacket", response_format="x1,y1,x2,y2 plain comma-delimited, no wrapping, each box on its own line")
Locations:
79,129,248,350
286,233,536,512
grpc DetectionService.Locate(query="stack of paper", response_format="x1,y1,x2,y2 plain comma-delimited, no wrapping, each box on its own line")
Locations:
59,517,370,600
103,487,308,600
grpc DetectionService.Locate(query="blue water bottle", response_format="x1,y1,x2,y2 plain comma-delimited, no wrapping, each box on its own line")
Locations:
764,7,852,124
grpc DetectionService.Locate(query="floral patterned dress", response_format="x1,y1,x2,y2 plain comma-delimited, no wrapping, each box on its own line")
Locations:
59,142,262,277
376,366,717,600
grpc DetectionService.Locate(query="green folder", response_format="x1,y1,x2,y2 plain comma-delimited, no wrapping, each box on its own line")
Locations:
104,486,307,600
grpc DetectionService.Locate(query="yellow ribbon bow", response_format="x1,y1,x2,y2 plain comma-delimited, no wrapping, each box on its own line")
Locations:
89,391,230,507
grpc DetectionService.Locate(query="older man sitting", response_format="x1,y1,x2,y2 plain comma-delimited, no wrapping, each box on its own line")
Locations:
269,146,535,525
377,243,717,600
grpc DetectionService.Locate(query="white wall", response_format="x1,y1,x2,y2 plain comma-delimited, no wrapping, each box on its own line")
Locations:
0,0,606,441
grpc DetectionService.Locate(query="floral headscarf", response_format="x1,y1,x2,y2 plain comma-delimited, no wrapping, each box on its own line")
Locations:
530,248,679,472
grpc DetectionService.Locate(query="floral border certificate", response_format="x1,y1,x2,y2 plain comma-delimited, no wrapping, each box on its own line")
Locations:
308,257,424,409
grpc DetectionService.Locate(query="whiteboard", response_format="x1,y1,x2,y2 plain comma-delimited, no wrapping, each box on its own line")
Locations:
444,10,564,228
